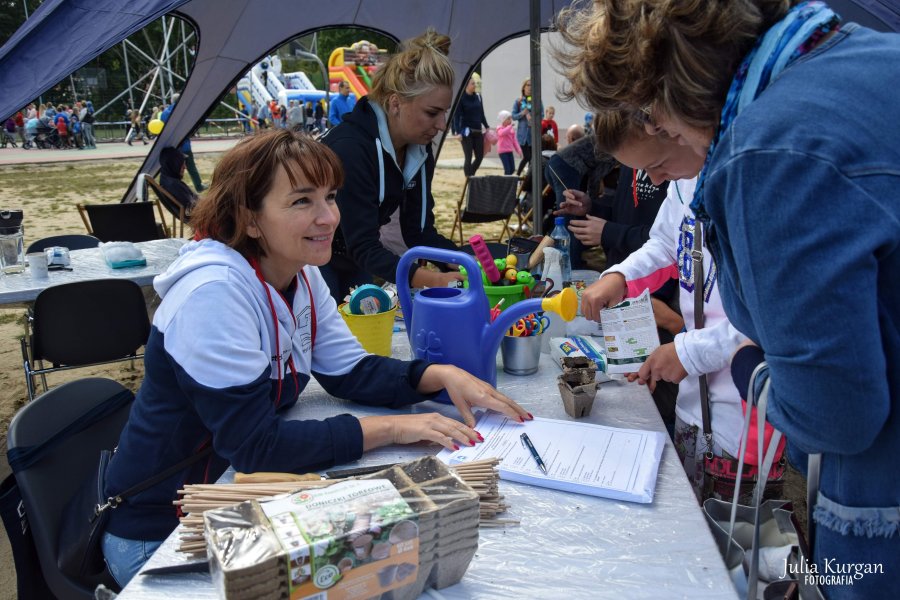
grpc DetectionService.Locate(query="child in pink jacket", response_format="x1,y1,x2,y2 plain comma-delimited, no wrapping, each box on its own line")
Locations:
495,110,521,175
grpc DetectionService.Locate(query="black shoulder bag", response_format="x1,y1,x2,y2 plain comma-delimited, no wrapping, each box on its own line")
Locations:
58,445,213,589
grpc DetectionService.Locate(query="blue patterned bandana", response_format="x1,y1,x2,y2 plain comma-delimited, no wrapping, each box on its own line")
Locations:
689,1,841,224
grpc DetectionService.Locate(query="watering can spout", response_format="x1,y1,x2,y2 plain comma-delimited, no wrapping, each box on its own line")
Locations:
483,287,579,358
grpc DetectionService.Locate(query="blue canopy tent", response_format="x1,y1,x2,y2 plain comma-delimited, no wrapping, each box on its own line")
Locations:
0,0,581,202
0,0,897,202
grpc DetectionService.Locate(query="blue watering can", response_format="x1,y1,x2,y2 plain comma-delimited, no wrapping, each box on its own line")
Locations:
397,247,577,403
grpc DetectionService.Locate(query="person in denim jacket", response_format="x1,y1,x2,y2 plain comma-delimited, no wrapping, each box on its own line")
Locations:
562,2,899,598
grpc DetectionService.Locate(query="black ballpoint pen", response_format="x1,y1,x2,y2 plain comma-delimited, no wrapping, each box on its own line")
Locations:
520,432,548,474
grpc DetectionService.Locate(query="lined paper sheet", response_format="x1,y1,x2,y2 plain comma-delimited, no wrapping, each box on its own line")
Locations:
438,413,665,503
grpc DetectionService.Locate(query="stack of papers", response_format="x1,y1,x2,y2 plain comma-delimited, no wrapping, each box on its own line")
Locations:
438,412,665,504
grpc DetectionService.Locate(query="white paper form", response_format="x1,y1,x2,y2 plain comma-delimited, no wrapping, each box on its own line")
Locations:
438,412,665,503
599,288,661,374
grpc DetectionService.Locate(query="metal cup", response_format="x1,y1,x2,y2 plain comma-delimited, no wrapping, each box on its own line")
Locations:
501,333,542,375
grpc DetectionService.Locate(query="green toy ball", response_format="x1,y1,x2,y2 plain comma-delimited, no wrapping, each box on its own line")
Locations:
516,271,535,285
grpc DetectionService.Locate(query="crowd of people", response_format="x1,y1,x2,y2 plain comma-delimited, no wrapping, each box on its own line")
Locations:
2,100,97,150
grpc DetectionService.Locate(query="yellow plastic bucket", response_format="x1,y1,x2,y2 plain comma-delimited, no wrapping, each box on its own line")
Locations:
338,303,397,356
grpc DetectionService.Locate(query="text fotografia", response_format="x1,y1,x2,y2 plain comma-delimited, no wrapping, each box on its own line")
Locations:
780,558,883,586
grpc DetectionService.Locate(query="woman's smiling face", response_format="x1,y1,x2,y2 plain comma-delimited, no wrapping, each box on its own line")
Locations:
248,165,339,282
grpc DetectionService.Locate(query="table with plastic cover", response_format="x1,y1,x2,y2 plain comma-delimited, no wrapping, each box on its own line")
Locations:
0,237,187,308
118,333,738,599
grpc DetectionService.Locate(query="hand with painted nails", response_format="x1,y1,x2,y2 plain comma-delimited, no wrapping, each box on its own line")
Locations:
359,365,529,453
358,413,481,452
418,363,532,427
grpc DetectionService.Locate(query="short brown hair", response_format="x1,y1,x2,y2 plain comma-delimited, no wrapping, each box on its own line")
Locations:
368,29,453,105
592,110,636,154
190,129,344,259
552,0,790,130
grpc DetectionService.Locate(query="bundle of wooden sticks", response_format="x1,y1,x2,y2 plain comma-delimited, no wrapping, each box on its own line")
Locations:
175,458,515,556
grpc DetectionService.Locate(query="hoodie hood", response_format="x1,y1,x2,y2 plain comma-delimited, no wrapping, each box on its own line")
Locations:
153,239,307,386
154,238,259,300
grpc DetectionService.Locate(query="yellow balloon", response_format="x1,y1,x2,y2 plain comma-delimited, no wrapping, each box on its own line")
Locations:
147,119,164,135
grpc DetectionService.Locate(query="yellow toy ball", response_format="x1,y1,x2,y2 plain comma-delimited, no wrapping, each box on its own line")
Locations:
148,119,165,135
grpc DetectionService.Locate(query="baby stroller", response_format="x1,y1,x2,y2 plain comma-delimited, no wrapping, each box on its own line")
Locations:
34,122,60,149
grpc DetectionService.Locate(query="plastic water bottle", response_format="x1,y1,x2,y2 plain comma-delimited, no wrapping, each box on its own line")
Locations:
550,217,572,285
540,247,567,354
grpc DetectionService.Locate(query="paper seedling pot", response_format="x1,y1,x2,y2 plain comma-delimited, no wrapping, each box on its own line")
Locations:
558,356,600,418
204,456,480,600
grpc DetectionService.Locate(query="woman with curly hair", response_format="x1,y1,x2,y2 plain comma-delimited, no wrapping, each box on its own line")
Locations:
562,3,900,597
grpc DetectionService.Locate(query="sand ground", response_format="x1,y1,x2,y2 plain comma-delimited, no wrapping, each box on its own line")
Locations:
0,139,805,597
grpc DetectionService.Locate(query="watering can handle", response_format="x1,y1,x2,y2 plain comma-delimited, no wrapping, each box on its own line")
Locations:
395,246,486,331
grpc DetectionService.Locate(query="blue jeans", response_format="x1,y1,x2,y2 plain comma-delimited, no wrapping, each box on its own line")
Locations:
102,531,163,588
499,152,516,175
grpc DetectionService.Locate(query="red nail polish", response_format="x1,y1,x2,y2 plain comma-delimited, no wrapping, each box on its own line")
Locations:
527,412,534,419
518,416,525,423
476,432,484,441
453,444,460,451
469,439,476,446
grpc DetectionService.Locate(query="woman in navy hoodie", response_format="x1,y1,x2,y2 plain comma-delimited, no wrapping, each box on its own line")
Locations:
101,129,530,587
320,29,463,303
452,76,490,177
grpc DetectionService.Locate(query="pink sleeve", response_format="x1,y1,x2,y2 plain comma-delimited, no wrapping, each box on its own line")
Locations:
625,265,679,297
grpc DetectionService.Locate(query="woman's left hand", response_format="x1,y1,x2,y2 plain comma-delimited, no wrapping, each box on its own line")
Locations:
418,364,532,427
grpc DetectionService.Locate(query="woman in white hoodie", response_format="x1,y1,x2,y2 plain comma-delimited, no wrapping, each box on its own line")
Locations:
582,112,783,501
101,129,530,587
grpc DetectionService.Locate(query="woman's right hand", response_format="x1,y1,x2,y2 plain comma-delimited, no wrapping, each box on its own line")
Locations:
411,269,465,289
581,273,628,322
553,189,590,217
359,414,480,452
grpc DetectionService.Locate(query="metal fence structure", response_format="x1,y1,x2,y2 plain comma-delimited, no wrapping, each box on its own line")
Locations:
90,118,251,143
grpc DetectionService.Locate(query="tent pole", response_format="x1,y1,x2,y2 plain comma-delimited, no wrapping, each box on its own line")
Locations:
529,0,543,236
159,18,168,102
181,20,189,76
123,41,135,111
163,17,176,101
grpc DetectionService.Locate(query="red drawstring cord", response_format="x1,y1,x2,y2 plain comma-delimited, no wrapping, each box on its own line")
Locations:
248,257,303,407
633,169,639,208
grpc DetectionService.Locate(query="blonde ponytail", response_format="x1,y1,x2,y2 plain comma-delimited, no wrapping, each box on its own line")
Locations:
369,29,454,104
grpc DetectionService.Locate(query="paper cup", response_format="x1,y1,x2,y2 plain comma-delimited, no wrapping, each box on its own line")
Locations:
27,252,49,280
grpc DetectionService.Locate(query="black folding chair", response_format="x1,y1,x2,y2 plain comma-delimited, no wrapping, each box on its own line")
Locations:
21,279,151,401
6,378,134,598
450,175,520,245
77,201,169,243
143,174,188,238
26,234,100,254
